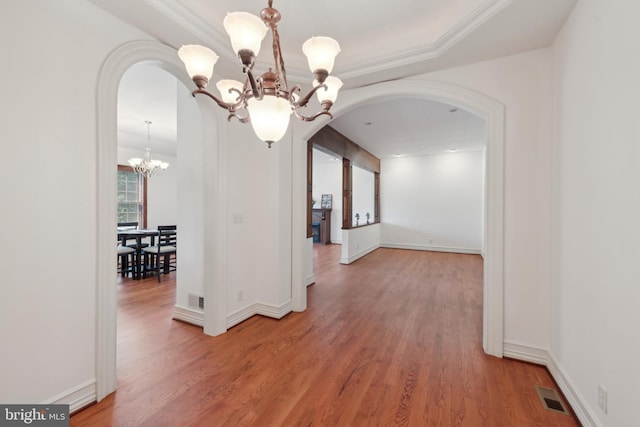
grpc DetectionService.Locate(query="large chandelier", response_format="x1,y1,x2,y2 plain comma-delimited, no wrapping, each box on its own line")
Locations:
127,121,169,178
178,0,342,148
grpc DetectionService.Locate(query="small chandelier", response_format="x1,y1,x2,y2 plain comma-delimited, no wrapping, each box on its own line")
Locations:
127,121,169,178
178,0,342,148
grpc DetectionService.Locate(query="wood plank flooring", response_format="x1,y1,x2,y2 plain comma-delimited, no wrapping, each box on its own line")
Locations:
72,245,580,426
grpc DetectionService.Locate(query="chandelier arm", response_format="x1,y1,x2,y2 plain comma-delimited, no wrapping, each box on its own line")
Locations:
192,89,235,110
287,85,302,102
245,68,262,99
294,84,327,108
293,109,333,122
223,88,245,110
227,109,250,123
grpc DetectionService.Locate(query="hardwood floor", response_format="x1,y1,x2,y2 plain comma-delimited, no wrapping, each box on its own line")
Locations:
72,245,580,426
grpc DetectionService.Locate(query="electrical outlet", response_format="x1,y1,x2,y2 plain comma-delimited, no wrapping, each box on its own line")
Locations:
598,384,608,414
237,290,243,302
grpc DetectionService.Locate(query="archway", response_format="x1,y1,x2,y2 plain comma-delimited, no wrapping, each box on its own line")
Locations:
291,79,505,358
95,40,227,400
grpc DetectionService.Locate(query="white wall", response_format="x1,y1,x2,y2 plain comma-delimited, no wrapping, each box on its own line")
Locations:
223,120,293,324
381,150,483,252
174,80,206,316
0,0,150,406
341,224,381,265
551,1,640,425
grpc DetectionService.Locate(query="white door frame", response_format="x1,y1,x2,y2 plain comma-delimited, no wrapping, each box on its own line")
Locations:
95,40,226,400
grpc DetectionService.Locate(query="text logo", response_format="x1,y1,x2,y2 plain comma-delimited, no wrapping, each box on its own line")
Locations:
0,405,69,427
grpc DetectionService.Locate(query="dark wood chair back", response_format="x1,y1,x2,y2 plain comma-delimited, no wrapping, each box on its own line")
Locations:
144,225,177,282
157,225,177,248
117,221,142,248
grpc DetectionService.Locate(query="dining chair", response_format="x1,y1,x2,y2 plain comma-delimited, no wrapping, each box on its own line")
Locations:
117,243,136,277
117,222,139,277
142,225,177,282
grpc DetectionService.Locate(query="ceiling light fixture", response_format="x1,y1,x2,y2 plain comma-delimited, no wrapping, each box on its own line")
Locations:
127,121,169,178
178,0,342,148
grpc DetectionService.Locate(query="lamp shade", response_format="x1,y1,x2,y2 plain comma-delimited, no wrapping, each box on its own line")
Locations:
216,79,244,104
247,95,292,143
223,12,268,57
178,45,219,80
302,36,341,73
314,76,343,103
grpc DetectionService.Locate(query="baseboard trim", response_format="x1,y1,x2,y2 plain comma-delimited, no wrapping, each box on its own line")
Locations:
173,305,204,327
226,300,293,329
226,305,256,329
45,379,96,413
305,273,315,287
504,342,601,427
503,341,549,365
547,352,602,427
340,244,379,264
381,242,481,255
256,300,292,319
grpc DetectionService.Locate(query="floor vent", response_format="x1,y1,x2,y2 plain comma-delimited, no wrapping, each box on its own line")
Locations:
188,293,205,310
535,386,570,415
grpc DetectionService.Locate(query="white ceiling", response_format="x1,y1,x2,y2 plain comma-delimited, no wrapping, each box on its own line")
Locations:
118,63,178,156
101,0,577,158
331,100,485,159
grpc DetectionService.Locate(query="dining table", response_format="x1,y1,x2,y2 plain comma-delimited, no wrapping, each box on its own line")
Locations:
117,229,158,280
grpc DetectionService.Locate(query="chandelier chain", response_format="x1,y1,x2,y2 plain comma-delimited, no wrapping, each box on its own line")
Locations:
271,24,288,90
145,120,151,148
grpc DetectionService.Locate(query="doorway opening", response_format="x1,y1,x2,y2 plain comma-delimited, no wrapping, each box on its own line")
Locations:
295,80,505,358
96,40,225,401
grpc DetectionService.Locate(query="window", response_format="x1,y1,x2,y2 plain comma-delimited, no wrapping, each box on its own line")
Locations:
352,164,375,227
117,165,147,227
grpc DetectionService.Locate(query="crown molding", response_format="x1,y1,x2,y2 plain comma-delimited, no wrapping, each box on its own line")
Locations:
144,0,515,82
144,0,232,59
338,0,514,80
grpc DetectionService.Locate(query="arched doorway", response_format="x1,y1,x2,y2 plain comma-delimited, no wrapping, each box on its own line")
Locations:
95,40,227,400
291,80,505,358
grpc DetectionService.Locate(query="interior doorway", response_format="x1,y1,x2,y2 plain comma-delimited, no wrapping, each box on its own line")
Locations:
96,40,225,401
295,80,505,359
